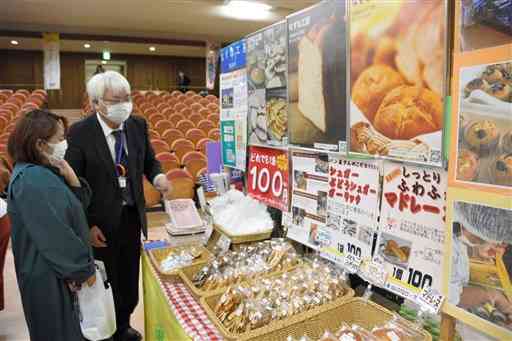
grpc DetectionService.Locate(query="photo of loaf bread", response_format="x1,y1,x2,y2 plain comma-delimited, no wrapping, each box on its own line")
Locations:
455,61,512,189
287,0,347,150
349,0,447,166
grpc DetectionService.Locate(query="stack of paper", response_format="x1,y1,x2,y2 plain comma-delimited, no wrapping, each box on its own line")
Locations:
164,199,207,236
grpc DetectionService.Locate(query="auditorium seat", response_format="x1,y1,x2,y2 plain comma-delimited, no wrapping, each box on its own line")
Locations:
185,128,206,146
197,120,216,136
175,119,195,135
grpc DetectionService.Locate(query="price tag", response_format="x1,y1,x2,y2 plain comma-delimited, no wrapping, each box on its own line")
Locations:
361,261,388,287
216,234,231,254
416,287,445,314
344,253,362,274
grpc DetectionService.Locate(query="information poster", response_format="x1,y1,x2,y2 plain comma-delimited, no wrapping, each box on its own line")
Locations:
220,39,248,170
287,0,347,152
375,162,447,300
247,146,289,211
42,32,61,90
320,157,380,267
206,41,220,90
348,0,447,166
443,187,512,339
247,21,288,147
287,149,330,250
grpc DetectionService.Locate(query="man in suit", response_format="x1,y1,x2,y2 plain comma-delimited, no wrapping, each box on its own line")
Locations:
66,71,169,341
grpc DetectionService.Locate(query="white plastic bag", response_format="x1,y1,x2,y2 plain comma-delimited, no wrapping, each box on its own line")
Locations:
77,261,116,341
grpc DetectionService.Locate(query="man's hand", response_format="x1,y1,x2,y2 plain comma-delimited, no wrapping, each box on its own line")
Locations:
90,226,107,248
154,174,171,197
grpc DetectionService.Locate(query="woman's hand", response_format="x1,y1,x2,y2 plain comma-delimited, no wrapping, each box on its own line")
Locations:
50,158,81,187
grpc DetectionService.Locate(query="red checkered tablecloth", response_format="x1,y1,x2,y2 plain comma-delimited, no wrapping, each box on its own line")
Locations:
146,250,224,341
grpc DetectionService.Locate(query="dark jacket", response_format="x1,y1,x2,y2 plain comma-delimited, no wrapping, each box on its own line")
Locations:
66,114,161,238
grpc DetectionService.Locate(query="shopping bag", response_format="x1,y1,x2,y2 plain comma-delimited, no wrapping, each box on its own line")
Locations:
77,260,116,341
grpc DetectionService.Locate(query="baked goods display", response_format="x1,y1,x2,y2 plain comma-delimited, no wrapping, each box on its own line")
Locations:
213,260,347,334
456,149,479,181
266,96,287,142
491,153,512,186
500,131,512,154
464,63,512,103
349,1,446,162
463,120,499,154
192,239,300,292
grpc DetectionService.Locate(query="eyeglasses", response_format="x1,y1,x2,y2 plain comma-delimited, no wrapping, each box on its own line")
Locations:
100,96,132,106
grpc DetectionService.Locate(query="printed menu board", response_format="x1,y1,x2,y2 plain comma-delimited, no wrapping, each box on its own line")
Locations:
287,149,330,250
348,0,447,166
247,146,289,211
247,21,288,147
287,0,347,152
443,187,512,339
375,162,447,300
320,157,380,267
220,39,248,170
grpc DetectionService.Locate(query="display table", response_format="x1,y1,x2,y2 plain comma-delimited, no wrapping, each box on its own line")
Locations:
142,216,223,341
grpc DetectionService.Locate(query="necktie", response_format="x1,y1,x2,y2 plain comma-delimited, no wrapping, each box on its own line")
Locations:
112,130,134,206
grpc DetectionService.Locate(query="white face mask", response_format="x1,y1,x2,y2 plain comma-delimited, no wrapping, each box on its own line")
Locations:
105,102,132,124
48,140,68,161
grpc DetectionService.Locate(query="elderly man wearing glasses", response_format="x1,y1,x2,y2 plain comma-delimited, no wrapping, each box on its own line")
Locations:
66,71,170,341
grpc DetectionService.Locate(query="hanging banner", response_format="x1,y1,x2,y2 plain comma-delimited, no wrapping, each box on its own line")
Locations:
220,39,248,170
247,20,288,147
375,162,447,301
42,32,60,90
206,41,220,90
320,157,380,267
287,149,330,250
443,187,512,339
348,0,448,166
287,0,347,152
247,146,289,211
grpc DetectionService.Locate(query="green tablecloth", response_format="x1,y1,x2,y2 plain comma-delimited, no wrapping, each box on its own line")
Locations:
142,252,191,341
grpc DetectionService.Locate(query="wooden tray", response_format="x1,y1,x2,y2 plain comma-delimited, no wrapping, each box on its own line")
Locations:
147,244,212,281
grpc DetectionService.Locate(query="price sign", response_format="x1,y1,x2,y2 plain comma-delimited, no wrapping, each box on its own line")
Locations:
344,253,362,274
416,287,445,314
216,234,231,254
360,261,388,288
247,146,289,211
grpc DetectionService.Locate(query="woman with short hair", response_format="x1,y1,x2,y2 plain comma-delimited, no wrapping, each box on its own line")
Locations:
7,109,96,341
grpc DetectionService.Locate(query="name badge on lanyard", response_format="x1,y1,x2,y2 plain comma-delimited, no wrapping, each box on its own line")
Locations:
118,176,127,188
115,132,128,189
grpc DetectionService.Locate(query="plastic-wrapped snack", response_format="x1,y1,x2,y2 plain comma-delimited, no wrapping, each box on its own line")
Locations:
318,330,339,341
336,323,364,341
372,320,421,341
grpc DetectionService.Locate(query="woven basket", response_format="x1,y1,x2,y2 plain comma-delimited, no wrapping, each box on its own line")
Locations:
147,245,212,282
201,283,355,341
213,223,272,244
241,298,432,341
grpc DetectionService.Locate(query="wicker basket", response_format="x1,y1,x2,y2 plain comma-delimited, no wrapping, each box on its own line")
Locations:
147,244,212,281
201,284,355,341
256,298,431,341
213,223,272,244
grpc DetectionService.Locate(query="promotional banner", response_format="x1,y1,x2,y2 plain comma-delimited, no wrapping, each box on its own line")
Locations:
220,40,248,170
247,146,289,211
42,32,60,90
348,0,447,166
287,0,347,152
247,21,288,147
206,41,220,90
320,157,381,267
375,162,447,300
443,187,512,340
287,149,330,250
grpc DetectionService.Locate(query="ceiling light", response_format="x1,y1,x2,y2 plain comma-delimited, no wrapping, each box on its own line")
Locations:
84,43,91,48
220,0,272,21
10,40,19,45
149,46,156,52
101,60,107,65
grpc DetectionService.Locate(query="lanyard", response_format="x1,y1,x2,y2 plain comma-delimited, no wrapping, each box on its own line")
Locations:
114,131,127,177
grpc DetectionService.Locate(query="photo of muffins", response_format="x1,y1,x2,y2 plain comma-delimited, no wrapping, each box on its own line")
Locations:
464,120,499,154
500,131,512,154
457,149,479,182
462,62,512,103
349,0,446,165
491,154,512,187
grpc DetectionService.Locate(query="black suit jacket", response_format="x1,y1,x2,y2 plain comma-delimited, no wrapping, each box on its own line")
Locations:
66,114,161,238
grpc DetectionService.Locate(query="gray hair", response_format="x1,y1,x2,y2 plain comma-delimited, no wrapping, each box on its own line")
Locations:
454,201,512,244
87,71,131,105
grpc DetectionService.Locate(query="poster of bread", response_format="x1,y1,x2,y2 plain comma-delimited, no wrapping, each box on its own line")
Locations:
375,162,447,301
247,21,288,147
287,0,347,152
348,0,448,166
443,187,512,339
455,60,512,190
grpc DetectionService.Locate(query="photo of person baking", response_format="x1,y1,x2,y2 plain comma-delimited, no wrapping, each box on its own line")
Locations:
449,201,512,331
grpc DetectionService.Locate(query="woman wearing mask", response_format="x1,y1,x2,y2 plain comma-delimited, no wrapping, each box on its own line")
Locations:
7,110,96,341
